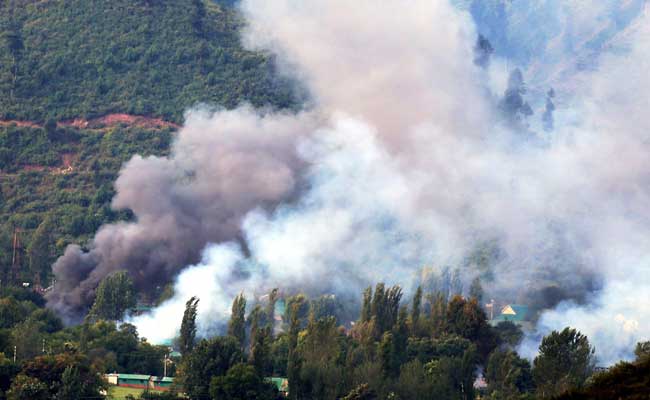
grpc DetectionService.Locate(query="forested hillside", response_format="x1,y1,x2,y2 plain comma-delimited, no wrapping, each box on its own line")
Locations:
0,0,297,287
0,0,296,122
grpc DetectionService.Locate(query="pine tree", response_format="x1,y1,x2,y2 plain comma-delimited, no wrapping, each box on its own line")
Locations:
179,296,199,356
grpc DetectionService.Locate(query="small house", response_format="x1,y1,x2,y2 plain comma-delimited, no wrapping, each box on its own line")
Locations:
112,374,175,391
490,304,530,327
105,373,118,385
267,377,289,397
117,374,152,389
152,376,174,391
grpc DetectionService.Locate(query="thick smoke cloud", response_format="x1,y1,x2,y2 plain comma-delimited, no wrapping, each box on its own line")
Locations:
51,0,650,365
520,13,650,364
48,107,316,318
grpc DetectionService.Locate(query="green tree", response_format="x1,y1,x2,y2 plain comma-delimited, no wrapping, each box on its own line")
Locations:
0,353,20,396
2,20,23,100
88,270,135,321
266,288,279,331
410,286,422,336
553,355,650,400
425,344,478,400
228,294,247,350
10,319,43,362
248,304,263,349
634,340,650,362
446,296,497,361
19,352,105,399
26,217,55,286
485,349,534,399
286,295,306,400
370,284,402,339
361,286,372,323
395,359,438,400
380,307,409,378
379,332,395,378
248,304,271,376
6,375,48,400
180,336,242,400
209,363,277,400
249,325,271,376
296,312,345,400
269,333,290,376
0,297,29,329
27,308,63,334
493,321,524,348
179,296,199,356
532,327,595,399
57,365,82,400
428,292,448,337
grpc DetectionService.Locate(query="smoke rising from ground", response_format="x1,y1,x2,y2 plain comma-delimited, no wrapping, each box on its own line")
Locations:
47,107,316,319
49,0,650,365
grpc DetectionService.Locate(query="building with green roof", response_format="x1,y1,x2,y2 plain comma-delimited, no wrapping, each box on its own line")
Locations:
490,304,530,326
117,374,152,389
267,377,289,396
113,374,175,391
152,376,174,390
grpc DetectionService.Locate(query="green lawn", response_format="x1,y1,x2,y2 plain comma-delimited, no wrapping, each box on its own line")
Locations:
107,385,162,399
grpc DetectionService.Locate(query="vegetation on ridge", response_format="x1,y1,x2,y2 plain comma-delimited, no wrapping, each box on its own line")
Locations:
0,0,298,123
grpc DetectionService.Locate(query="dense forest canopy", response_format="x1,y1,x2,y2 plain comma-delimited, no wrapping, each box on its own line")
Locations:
0,0,298,123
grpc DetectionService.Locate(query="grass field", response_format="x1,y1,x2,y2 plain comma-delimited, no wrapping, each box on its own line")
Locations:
107,385,162,399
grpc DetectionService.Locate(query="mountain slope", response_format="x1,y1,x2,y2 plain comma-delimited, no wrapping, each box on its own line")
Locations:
0,0,298,287
0,0,297,123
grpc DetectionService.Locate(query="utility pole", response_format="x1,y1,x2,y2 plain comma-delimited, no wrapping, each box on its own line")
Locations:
42,338,45,354
13,346,16,363
163,353,168,377
485,299,495,320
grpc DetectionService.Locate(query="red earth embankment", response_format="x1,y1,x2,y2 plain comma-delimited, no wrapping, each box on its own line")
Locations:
0,113,180,131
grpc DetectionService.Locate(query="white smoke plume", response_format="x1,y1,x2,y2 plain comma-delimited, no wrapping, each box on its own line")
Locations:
519,11,650,364
44,0,650,365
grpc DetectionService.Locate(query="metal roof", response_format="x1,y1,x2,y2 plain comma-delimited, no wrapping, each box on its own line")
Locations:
493,304,529,322
118,374,151,380
152,376,174,382
267,377,288,392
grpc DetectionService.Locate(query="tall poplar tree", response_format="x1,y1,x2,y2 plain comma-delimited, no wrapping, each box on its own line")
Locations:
228,294,247,350
180,296,200,356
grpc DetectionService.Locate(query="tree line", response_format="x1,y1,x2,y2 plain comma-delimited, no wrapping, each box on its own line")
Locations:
1,279,648,399
172,283,604,400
